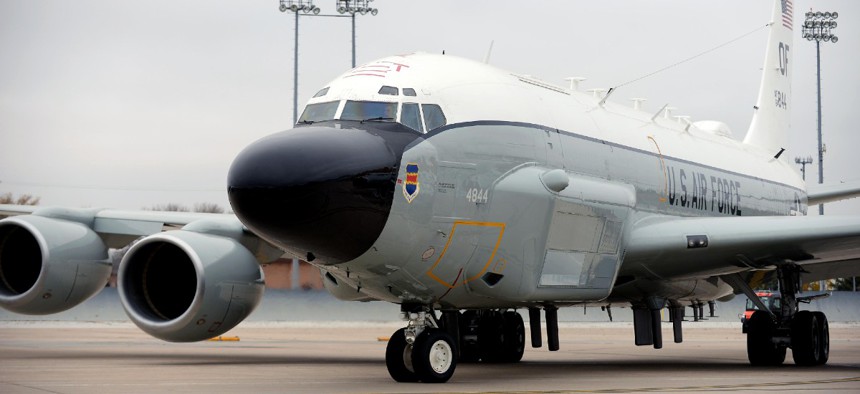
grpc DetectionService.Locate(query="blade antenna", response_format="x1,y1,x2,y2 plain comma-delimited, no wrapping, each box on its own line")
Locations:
483,40,495,64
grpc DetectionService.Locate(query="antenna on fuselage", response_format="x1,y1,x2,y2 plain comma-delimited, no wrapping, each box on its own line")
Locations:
598,87,615,106
607,23,769,110
564,77,587,91
587,88,607,99
650,103,669,122
483,40,494,64
674,115,692,132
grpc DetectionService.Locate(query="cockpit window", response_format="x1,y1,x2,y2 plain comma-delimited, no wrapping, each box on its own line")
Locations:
312,87,330,98
341,101,397,121
422,104,447,131
298,101,339,123
401,103,424,132
378,86,399,96
403,88,417,97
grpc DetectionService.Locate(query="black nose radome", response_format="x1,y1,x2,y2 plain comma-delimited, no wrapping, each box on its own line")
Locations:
228,123,419,265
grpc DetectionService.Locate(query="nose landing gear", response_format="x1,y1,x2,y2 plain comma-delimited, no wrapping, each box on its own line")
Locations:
385,307,528,383
385,310,457,383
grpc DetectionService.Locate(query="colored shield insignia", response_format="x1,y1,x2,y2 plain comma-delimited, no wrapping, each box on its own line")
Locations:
403,163,420,203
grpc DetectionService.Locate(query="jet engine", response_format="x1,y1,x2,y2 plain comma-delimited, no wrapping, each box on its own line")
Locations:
0,215,111,314
118,229,264,342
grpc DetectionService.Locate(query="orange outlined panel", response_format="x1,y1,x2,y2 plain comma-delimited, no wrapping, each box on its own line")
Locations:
426,221,506,289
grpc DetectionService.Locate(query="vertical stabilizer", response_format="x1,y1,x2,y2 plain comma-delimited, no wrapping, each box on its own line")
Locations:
743,0,794,154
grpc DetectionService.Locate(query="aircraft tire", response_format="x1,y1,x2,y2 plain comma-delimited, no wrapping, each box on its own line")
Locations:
385,328,418,382
500,311,525,363
791,311,825,366
478,311,505,362
412,328,457,383
812,312,830,365
458,310,480,363
747,311,786,366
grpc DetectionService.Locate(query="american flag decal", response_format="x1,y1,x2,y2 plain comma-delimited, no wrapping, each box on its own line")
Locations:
403,163,420,203
781,0,793,30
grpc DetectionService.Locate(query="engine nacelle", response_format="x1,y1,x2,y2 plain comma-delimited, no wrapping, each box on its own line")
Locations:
0,215,111,314
118,229,264,342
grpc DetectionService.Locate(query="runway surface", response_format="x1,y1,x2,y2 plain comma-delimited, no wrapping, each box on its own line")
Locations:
1,322,859,393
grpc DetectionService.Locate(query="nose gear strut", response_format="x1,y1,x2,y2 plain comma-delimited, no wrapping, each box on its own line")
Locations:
385,305,456,383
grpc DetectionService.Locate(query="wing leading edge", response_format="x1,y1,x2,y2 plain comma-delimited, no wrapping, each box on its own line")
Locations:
624,214,860,283
807,180,860,206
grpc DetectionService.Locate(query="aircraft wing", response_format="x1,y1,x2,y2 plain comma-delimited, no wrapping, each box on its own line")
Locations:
624,215,860,283
0,204,282,261
807,180,860,205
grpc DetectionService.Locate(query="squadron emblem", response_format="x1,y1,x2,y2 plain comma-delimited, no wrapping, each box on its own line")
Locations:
403,163,420,203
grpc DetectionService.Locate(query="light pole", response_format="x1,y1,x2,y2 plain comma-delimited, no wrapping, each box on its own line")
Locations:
802,10,839,215
279,0,379,125
336,0,378,68
794,156,813,180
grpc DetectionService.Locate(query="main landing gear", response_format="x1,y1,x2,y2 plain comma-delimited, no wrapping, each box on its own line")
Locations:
741,264,830,366
385,306,528,383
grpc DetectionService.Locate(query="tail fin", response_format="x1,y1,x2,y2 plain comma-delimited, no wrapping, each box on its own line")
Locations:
743,0,794,154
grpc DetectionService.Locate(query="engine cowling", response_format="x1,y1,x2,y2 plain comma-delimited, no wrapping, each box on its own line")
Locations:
118,229,264,342
0,215,111,314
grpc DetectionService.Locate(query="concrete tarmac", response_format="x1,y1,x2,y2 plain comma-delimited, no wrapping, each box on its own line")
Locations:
1,322,859,393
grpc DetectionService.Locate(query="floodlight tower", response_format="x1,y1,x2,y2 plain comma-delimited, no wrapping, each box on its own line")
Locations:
279,1,322,125
795,156,813,180
336,0,379,68
802,10,839,215
279,0,379,125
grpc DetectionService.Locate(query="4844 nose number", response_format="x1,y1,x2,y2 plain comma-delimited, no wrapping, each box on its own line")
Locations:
466,188,489,204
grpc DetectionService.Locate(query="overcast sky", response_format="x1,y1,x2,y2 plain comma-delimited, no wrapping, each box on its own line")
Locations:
1,0,858,214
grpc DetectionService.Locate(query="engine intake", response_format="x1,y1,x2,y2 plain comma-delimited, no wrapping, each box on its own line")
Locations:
118,230,264,342
0,215,111,314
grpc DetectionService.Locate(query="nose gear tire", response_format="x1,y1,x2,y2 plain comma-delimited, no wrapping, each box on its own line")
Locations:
412,328,457,383
385,328,418,382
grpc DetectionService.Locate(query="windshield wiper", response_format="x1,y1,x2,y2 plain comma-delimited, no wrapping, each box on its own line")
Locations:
360,117,395,124
297,120,315,125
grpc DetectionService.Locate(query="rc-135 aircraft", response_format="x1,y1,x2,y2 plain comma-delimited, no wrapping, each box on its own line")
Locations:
2,0,860,383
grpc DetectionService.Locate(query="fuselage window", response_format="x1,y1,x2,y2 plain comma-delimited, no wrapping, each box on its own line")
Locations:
378,86,399,96
422,104,447,131
312,87,330,98
298,101,339,123
401,103,424,133
403,88,417,97
341,100,397,121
